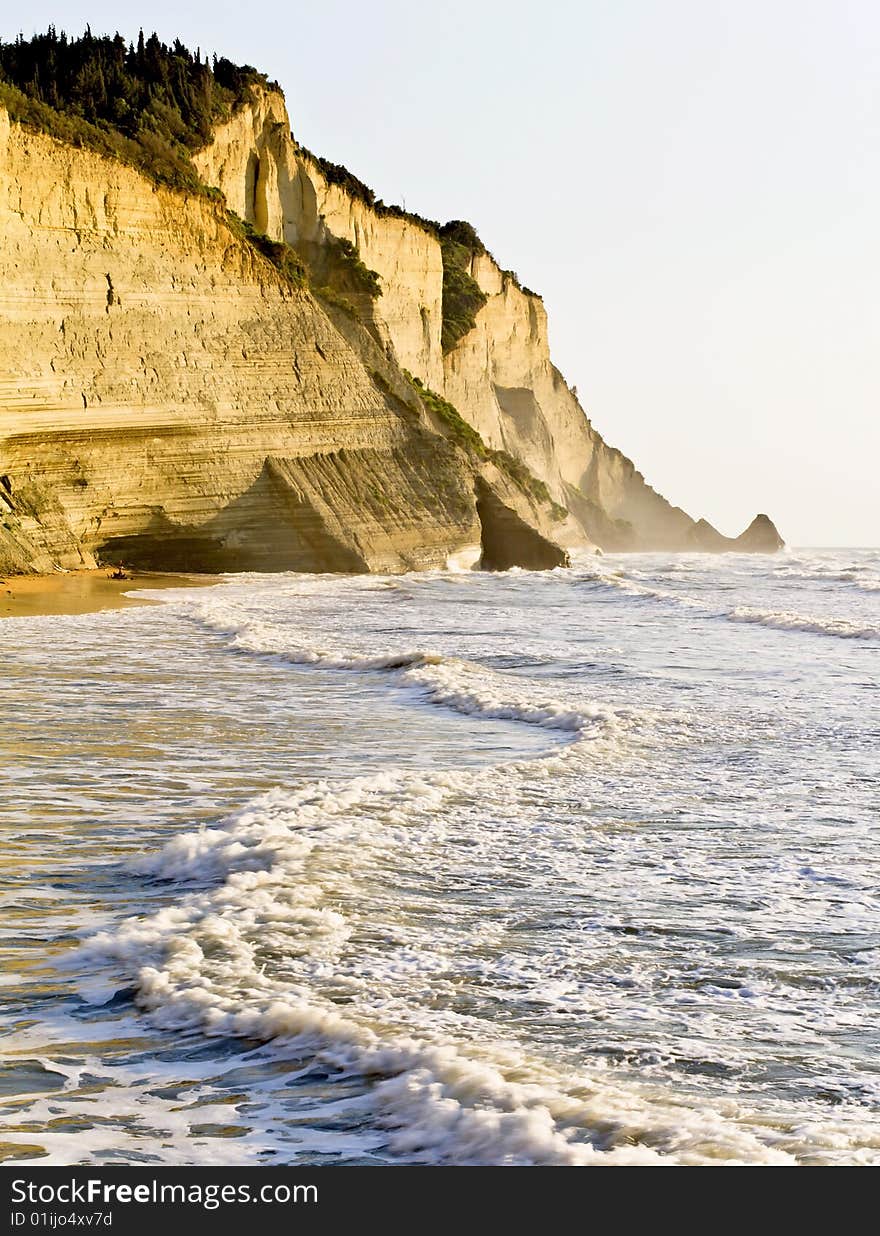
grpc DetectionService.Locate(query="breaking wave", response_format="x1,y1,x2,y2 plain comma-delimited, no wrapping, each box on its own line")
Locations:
572,563,880,641
575,568,704,610
772,557,880,595
185,602,639,743
728,607,880,641
73,770,877,1166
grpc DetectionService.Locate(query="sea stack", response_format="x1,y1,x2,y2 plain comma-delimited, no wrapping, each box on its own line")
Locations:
690,514,785,553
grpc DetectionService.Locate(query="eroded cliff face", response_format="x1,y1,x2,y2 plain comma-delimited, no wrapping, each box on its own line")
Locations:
0,83,781,578
194,88,776,552
0,105,532,575
193,95,446,392
442,256,695,548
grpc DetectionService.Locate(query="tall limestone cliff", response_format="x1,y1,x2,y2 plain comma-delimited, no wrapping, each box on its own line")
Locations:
0,65,781,577
193,87,779,555
0,103,570,575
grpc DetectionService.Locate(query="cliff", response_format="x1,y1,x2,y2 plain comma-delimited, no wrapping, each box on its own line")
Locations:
0,58,781,577
0,103,570,575
193,87,780,554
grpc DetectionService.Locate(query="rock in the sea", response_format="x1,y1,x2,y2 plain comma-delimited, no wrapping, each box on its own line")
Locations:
733,514,786,552
689,514,785,553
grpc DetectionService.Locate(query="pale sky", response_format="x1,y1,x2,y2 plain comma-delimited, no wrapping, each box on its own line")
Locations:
12,2,880,545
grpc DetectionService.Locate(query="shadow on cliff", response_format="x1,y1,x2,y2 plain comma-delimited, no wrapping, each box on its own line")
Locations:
96,459,368,573
95,451,572,575
475,476,568,571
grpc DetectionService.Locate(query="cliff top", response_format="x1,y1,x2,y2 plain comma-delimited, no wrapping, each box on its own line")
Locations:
0,27,273,193
0,28,541,306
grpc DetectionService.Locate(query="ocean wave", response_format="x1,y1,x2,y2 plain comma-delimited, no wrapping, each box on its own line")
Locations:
80,775,647,1166
574,569,880,641
574,567,706,611
772,562,880,594
12,560,880,1168
401,658,620,735
127,772,459,885
728,607,880,641
185,602,634,745
72,774,877,1166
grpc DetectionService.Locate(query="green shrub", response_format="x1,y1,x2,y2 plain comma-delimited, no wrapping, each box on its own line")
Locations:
325,236,382,299
2,28,544,331
440,236,488,353
404,373,567,519
225,213,307,288
404,372,488,458
438,220,482,252
297,146,443,234
253,236,308,288
314,285,358,316
294,150,541,339
489,451,565,516
302,153,379,210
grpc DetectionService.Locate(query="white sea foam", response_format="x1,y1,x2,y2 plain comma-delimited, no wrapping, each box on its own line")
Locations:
571,555,880,641
576,568,704,609
72,772,880,1166
728,606,880,640
771,553,880,593
400,658,621,735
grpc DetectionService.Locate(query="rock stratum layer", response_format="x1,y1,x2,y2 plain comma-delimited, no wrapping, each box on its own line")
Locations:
0,86,781,577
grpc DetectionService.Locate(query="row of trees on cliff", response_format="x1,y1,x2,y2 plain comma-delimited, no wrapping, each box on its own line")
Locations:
0,28,269,188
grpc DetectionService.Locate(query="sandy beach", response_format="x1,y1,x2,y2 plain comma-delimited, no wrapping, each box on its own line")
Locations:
0,569,219,620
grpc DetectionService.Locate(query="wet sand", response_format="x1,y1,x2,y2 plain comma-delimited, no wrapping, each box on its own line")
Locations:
0,569,219,619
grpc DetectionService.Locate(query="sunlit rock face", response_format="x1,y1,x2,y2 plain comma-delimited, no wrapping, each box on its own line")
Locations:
194,87,779,554
0,87,780,575
0,106,490,574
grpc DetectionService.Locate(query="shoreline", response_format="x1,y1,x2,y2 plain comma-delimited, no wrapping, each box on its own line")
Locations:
0,568,220,620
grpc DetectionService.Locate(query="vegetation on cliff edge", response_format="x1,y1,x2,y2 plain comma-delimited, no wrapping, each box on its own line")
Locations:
438,223,489,353
298,148,543,345
0,28,530,336
323,236,383,300
0,28,271,193
405,373,566,518
406,372,488,458
0,30,386,299
226,214,308,288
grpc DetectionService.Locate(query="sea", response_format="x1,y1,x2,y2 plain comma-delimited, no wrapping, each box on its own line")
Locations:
1,548,878,1166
